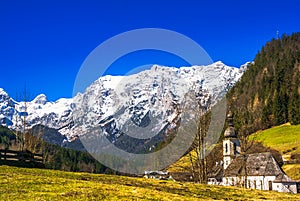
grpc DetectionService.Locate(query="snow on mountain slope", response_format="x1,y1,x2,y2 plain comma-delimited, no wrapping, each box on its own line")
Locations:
71,61,245,144
0,88,17,126
0,89,73,131
15,97,73,129
0,62,247,144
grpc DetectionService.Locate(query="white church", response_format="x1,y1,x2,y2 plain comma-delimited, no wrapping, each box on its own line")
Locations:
207,112,300,194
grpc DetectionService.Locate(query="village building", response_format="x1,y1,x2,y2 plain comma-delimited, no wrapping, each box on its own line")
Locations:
208,112,300,194
144,171,173,180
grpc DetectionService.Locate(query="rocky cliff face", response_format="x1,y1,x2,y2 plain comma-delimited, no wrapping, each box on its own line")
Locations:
0,62,246,148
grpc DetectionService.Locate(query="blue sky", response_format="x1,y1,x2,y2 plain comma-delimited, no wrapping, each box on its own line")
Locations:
1,0,299,101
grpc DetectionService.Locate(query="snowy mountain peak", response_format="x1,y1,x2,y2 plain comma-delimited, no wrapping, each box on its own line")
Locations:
71,63,244,142
214,61,226,66
0,88,6,94
0,62,246,143
239,61,253,72
33,94,48,105
0,88,10,102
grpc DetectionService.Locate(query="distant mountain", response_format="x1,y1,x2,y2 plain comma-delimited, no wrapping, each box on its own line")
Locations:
227,32,300,135
0,87,73,131
0,62,246,148
31,124,66,146
30,124,86,151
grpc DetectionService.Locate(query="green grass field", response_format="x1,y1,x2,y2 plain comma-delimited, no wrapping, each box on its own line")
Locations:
0,166,299,201
251,123,300,154
249,123,300,180
282,164,300,180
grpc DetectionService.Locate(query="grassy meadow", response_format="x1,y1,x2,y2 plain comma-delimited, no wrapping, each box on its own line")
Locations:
251,123,300,155
250,123,300,180
0,165,299,201
282,164,300,180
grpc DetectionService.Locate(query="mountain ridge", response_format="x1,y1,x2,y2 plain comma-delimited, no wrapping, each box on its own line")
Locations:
0,61,248,148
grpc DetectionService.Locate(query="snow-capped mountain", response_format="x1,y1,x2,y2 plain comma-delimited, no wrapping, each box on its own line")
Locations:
0,62,247,146
0,88,73,132
0,88,17,126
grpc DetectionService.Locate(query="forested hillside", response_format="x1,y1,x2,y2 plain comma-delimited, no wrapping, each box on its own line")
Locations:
0,125,109,174
227,32,300,135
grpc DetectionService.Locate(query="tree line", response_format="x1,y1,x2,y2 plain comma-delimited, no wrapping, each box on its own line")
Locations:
227,32,300,134
0,125,110,174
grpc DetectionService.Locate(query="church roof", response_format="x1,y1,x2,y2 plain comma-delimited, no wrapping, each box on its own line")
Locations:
223,152,291,178
224,126,237,138
274,172,296,183
207,162,223,179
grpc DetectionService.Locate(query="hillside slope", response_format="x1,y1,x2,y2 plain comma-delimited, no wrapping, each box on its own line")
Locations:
227,32,300,135
0,166,299,201
282,164,300,181
252,123,300,155
168,123,300,180
250,123,300,180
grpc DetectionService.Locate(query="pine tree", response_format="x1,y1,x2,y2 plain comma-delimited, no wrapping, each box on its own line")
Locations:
288,87,300,125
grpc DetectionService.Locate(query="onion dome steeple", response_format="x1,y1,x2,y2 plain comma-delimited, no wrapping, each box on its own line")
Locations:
224,111,237,138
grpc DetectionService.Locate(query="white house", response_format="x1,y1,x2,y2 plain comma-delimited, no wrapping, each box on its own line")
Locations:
208,112,300,194
144,171,173,180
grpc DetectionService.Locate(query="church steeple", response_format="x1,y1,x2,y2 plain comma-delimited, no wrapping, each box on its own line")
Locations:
224,111,237,138
223,111,240,169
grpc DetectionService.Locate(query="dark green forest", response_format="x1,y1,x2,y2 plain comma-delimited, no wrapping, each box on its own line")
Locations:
227,32,300,135
0,125,109,174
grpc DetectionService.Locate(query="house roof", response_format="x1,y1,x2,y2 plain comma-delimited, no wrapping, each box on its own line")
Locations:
274,173,295,183
223,152,293,180
144,171,169,175
207,162,223,179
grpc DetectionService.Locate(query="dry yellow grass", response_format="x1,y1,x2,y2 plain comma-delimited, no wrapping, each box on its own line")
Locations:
282,164,300,180
0,165,299,200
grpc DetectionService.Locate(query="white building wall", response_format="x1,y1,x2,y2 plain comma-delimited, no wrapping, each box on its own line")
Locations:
246,176,276,190
223,139,241,170
222,175,298,193
272,182,298,194
222,175,276,191
208,178,222,185
223,156,231,170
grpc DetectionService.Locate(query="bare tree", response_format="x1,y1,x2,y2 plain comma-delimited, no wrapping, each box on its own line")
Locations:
14,87,31,152
26,125,44,154
188,108,211,183
21,90,28,152
13,110,22,151
184,87,211,184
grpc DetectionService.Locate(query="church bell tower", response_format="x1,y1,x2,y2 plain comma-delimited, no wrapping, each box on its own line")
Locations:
223,111,240,169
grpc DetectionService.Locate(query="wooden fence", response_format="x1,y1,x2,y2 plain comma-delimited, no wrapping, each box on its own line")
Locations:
0,149,43,164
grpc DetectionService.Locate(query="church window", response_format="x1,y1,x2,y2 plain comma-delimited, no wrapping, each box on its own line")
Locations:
233,143,236,153
260,180,263,190
225,143,228,153
268,181,272,190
